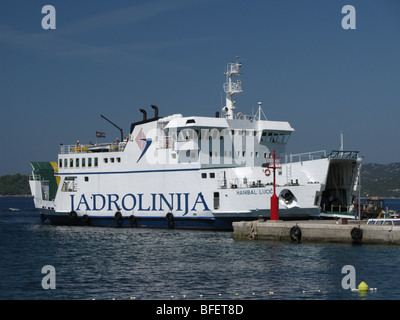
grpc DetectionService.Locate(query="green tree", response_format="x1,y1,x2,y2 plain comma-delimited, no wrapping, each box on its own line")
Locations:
0,174,30,195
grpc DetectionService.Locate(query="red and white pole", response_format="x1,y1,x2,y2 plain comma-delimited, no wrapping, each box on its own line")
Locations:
270,150,279,220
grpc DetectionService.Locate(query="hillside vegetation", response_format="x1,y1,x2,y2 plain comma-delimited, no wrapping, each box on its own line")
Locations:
0,174,31,196
361,163,400,198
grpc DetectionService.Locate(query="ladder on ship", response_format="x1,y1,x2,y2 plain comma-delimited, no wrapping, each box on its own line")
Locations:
286,162,292,185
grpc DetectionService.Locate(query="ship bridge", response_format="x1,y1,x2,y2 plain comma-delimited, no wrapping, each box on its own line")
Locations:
154,110,294,169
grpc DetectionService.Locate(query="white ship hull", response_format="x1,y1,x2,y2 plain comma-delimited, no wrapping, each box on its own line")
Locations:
30,151,361,230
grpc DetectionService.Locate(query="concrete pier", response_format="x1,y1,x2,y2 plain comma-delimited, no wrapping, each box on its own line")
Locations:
232,219,400,245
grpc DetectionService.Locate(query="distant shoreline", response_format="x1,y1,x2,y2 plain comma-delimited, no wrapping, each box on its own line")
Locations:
0,195,33,198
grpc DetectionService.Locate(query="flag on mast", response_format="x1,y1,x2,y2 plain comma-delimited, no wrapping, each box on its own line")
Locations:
96,131,105,145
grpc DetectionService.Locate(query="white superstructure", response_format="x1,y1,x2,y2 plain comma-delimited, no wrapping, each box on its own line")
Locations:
29,58,362,229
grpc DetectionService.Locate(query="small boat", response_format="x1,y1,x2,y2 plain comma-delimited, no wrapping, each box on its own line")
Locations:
366,218,400,226
9,208,20,212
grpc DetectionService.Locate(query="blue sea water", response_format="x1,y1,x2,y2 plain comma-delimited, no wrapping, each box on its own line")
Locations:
1,197,400,300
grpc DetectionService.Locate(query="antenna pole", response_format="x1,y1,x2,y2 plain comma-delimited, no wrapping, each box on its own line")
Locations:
223,57,243,118
340,131,344,151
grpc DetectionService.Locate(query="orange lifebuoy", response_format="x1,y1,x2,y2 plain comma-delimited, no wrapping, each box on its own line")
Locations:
264,168,271,176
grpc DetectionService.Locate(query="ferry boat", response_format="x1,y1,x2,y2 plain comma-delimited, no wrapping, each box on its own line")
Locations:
29,58,362,230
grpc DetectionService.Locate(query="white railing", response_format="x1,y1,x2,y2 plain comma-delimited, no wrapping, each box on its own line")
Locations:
60,142,126,154
218,177,270,190
367,219,400,226
286,150,327,163
223,81,242,94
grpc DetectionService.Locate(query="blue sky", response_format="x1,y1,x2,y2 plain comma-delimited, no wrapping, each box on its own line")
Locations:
0,0,399,175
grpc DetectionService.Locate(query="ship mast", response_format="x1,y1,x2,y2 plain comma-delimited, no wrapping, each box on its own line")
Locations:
223,56,243,118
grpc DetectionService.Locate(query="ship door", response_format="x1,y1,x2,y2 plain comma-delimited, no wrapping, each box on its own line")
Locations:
213,192,220,210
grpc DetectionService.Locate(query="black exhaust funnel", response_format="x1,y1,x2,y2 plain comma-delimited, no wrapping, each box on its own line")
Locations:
139,109,147,121
151,105,159,118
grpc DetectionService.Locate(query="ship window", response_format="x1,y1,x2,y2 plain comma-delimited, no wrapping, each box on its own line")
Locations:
88,158,92,167
256,152,259,157
62,177,77,192
59,159,62,168
94,158,98,167
69,158,73,168
110,158,114,163
261,132,267,142
76,158,80,167
64,159,67,168
82,158,86,167
213,192,220,209
84,177,89,182
104,158,108,163
283,133,290,143
210,173,215,178
201,173,207,179
117,157,121,163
